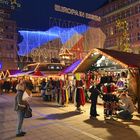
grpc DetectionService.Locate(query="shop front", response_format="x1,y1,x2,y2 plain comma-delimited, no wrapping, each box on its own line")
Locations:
74,48,140,113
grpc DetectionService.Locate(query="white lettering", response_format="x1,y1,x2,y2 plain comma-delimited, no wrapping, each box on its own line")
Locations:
79,11,85,18
54,4,101,21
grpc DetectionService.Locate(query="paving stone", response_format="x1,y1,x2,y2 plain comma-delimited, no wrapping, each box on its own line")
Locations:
0,94,140,140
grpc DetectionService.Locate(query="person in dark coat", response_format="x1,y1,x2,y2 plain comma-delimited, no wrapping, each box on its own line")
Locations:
14,79,29,137
3,80,11,93
89,84,101,118
40,79,46,96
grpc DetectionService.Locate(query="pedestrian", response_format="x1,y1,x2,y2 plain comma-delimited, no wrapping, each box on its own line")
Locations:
0,79,3,95
14,79,29,137
40,78,47,100
75,80,85,112
89,84,101,118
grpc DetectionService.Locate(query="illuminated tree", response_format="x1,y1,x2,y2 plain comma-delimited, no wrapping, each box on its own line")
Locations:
116,19,132,52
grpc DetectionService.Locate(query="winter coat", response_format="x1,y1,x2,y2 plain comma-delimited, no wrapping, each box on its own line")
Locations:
89,86,100,102
14,83,28,111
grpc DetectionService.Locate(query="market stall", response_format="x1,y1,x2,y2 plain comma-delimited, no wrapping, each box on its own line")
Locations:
29,70,44,93
74,48,140,113
60,59,82,80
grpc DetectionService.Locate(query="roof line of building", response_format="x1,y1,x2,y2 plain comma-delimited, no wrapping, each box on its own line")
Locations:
104,1,140,18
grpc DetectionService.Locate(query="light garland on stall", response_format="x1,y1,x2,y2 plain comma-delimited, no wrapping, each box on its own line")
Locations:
73,49,94,73
95,49,128,68
73,48,129,73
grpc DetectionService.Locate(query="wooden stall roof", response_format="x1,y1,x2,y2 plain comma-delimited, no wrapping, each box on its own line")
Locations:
74,48,140,73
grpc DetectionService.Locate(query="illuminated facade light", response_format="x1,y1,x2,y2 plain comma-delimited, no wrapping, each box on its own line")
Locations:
18,25,88,56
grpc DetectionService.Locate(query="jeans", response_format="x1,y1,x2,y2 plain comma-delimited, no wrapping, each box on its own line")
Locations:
16,110,25,134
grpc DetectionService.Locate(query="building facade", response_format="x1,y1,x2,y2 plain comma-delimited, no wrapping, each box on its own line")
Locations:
93,0,140,54
0,1,18,70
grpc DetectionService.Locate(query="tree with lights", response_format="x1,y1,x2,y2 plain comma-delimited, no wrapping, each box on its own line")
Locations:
116,19,132,52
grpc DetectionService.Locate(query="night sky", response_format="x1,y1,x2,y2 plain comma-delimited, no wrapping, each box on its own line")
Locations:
12,0,107,31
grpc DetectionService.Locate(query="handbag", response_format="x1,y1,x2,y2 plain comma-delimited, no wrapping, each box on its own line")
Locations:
24,106,32,118
22,90,32,101
22,91,30,101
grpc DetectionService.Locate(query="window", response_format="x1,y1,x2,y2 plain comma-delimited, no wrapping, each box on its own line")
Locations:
6,45,13,50
129,33,133,42
7,53,10,58
137,32,140,40
114,26,117,34
110,27,114,35
11,45,14,49
124,11,127,18
129,9,133,16
10,53,14,58
136,19,140,27
10,35,14,39
135,5,140,13
5,26,8,29
128,21,133,29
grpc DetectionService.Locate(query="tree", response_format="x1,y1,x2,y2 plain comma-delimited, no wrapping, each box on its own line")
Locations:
116,19,132,52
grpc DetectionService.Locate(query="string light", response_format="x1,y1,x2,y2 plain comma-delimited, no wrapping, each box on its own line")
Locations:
73,48,129,73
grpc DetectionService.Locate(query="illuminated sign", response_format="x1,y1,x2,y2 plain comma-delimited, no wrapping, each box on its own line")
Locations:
54,4,101,22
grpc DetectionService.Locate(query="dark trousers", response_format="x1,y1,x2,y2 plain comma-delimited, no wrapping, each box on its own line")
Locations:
90,101,97,117
118,110,133,120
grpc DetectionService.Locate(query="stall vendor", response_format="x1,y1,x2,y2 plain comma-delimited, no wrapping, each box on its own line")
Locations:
117,93,135,120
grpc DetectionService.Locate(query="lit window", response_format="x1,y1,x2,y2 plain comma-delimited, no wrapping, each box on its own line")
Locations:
56,66,60,69
51,66,54,69
110,27,114,35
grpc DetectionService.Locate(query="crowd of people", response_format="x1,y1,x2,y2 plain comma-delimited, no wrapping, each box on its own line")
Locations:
0,78,34,95
39,75,135,120
0,72,136,137
0,79,18,94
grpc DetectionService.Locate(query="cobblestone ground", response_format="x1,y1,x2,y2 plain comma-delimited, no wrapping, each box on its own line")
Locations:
0,93,140,140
